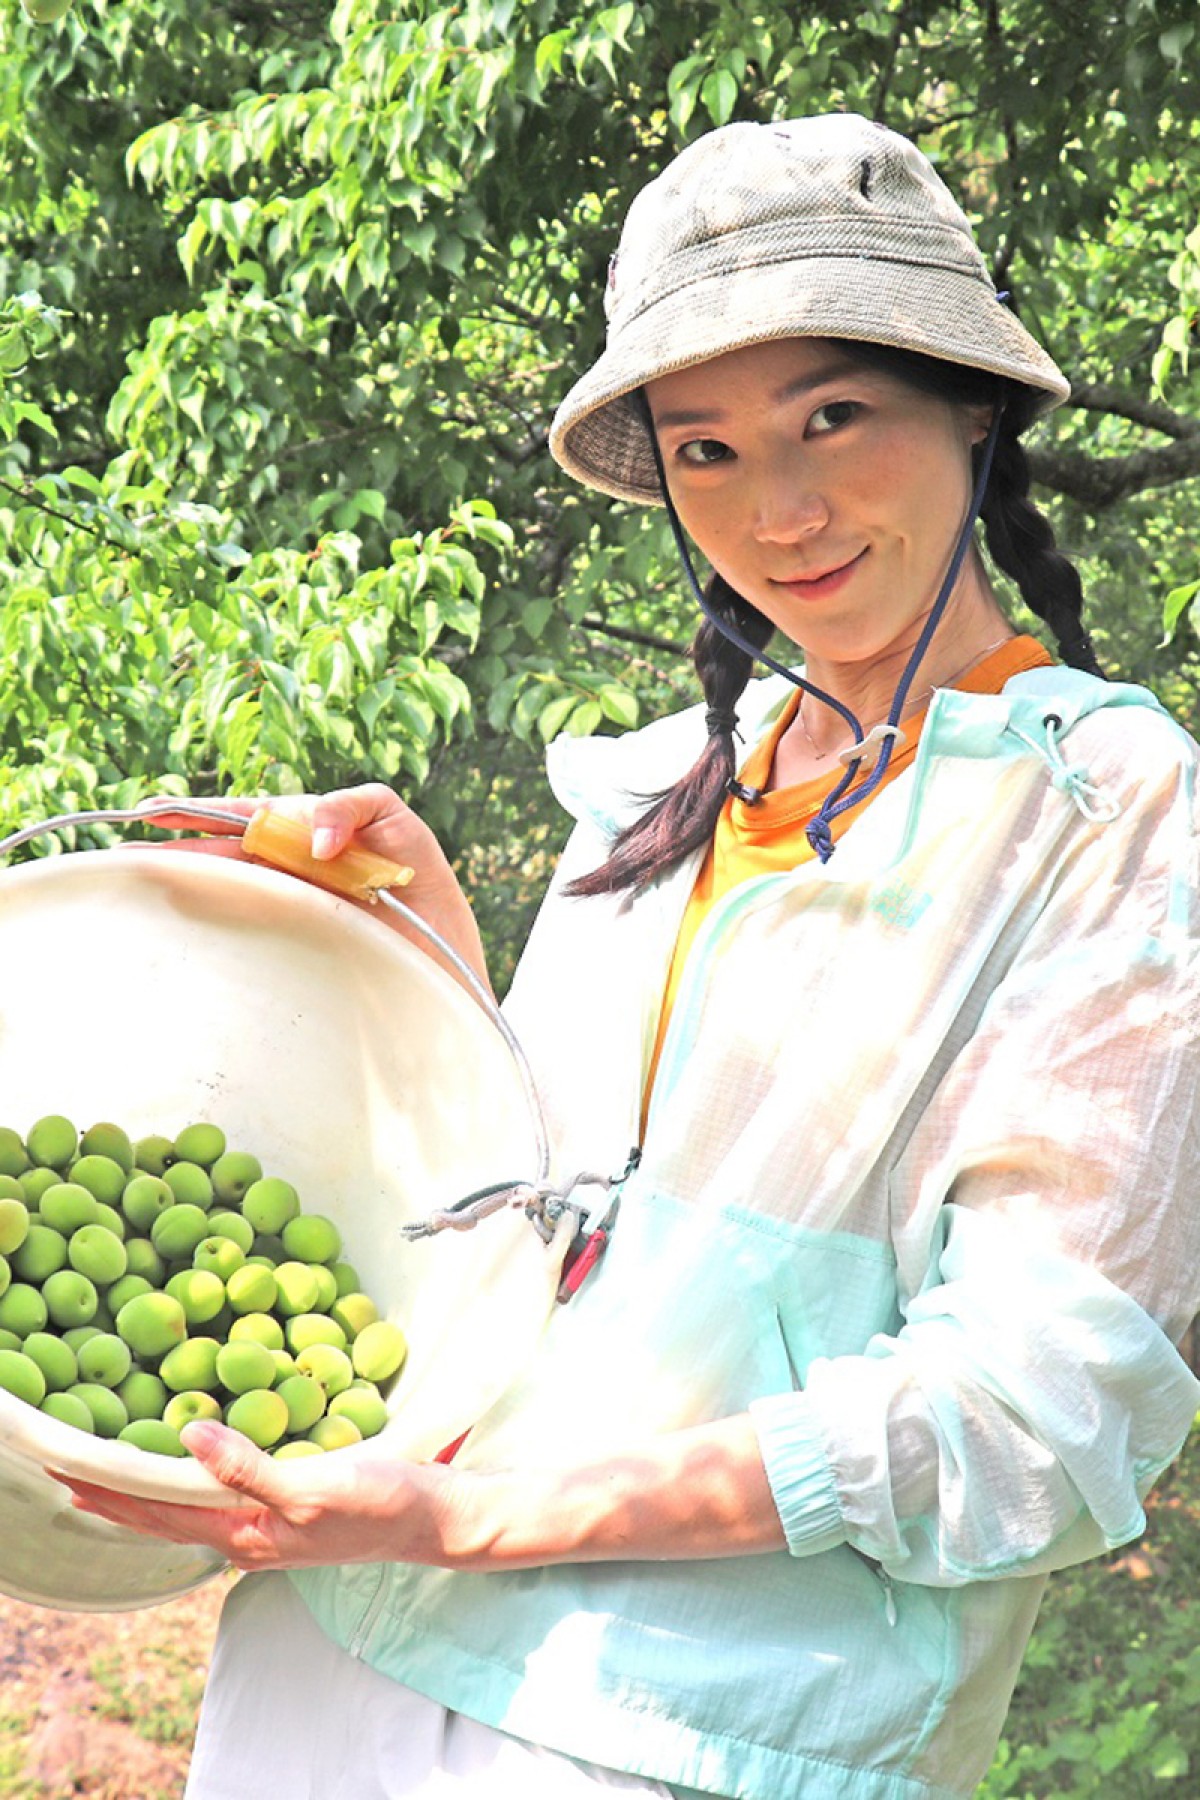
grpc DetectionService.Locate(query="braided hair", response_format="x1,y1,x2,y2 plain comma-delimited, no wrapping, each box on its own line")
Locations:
567,340,1099,900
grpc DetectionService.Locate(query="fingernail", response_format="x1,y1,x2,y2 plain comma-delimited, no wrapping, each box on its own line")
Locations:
311,827,339,859
181,1421,221,1454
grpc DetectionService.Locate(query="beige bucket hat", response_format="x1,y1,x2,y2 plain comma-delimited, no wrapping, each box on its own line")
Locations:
550,112,1070,504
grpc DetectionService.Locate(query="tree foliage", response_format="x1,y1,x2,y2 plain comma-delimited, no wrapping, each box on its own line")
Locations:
1,0,1198,980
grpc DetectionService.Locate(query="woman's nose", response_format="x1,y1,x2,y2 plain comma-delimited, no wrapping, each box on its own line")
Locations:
752,471,830,543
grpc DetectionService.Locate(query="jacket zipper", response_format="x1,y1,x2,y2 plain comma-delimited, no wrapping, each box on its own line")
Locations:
347,1563,390,1659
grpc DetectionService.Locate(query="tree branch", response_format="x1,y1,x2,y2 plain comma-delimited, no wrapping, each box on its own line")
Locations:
580,614,689,656
871,2,915,127
1027,436,1200,509
1065,384,1199,439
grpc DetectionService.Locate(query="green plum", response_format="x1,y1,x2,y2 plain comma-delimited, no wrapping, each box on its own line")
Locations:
21,1331,77,1392
26,1115,77,1170
224,1389,289,1448
117,1369,168,1421
150,1203,210,1261
164,1268,226,1327
0,1198,29,1257
68,1156,126,1207
329,1384,388,1439
331,1261,361,1298
76,1332,132,1387
80,1123,134,1173
133,1134,175,1176
124,1237,166,1284
119,1418,187,1456
308,1414,362,1452
115,1291,187,1359
295,1343,354,1397
351,1320,407,1384
330,1292,378,1340
68,1223,128,1287
210,1150,262,1205
215,1339,276,1396
286,1313,347,1355
159,1336,221,1394
106,1273,153,1314
19,1167,61,1206
275,1372,327,1433
42,1270,98,1330
228,1311,284,1351
122,1174,174,1234
225,1263,278,1315
0,1347,47,1405
173,1124,226,1169
242,1178,299,1236
193,1236,245,1281
164,1161,214,1211
0,1129,30,1177
205,1209,255,1254
272,1261,320,1318
13,1223,68,1284
42,1390,96,1432
309,1265,338,1313
94,1202,127,1240
281,1213,342,1266
163,1390,222,1431
39,1183,97,1234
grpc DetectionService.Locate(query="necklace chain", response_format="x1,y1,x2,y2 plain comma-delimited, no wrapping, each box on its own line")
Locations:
795,635,1016,760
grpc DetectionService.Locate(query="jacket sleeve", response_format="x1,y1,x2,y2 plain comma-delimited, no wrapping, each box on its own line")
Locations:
750,722,1200,1585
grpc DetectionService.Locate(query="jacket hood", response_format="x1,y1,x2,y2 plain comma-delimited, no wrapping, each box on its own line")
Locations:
547,663,1167,840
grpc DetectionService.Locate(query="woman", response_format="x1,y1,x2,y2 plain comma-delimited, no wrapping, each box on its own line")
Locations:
62,113,1200,1800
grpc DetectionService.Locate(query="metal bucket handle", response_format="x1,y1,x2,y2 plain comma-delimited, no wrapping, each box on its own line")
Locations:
0,800,608,1246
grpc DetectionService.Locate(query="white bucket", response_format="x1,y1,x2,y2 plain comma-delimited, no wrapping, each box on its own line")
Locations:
0,848,560,1612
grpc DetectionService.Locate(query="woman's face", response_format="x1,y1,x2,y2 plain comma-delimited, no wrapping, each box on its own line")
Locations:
644,338,991,667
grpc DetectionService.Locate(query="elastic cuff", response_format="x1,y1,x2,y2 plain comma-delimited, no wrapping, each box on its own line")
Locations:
750,1391,846,1557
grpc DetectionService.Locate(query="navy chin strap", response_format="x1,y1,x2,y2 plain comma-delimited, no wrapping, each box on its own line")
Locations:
639,392,1005,862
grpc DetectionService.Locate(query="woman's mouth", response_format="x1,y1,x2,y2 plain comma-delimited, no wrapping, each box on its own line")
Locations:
772,548,869,601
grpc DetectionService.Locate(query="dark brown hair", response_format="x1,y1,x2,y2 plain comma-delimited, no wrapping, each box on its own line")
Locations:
567,340,1100,900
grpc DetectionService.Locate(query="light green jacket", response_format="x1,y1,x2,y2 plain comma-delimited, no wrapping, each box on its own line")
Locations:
293,665,1200,1799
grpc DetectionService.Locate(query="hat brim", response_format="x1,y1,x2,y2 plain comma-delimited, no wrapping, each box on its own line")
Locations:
550,257,1070,505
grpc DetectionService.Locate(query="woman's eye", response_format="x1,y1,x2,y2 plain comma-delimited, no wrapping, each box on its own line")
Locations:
808,400,861,436
678,437,732,466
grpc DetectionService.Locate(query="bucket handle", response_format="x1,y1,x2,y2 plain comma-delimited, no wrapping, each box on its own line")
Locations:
0,800,556,1228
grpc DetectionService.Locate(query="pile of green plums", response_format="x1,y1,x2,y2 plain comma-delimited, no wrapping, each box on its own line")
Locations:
0,1116,408,1460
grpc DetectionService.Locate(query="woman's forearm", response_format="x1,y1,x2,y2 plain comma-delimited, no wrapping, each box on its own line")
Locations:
437,1414,787,1571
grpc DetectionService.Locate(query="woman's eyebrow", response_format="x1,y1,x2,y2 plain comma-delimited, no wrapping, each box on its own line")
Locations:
651,358,864,431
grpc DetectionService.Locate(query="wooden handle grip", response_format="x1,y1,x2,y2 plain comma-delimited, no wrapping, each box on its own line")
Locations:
242,810,414,903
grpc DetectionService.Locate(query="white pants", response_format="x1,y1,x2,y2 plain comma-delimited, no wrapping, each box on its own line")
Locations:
184,1572,680,1800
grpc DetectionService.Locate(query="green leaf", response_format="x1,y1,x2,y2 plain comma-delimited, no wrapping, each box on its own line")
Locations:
599,685,638,728
1160,579,1200,644
701,68,739,128
565,699,602,736
536,692,579,742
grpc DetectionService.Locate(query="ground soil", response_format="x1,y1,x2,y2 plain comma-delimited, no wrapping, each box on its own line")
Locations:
0,1573,234,1800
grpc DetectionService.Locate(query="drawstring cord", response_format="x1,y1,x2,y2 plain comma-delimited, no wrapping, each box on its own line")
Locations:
1007,712,1122,823
638,392,1004,861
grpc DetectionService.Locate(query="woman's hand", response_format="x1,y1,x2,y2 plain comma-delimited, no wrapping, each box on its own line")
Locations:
54,1413,786,1572
53,1420,463,1573
141,785,492,998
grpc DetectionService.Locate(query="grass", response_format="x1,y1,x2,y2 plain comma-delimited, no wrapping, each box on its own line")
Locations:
90,1641,209,1747
983,1428,1200,1796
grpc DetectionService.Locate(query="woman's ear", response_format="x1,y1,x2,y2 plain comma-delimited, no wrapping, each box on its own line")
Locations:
966,403,995,447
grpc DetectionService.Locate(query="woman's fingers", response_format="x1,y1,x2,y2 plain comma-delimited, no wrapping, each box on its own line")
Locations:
178,1421,288,1503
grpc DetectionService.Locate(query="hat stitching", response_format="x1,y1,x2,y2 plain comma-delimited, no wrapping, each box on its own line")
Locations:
613,240,995,333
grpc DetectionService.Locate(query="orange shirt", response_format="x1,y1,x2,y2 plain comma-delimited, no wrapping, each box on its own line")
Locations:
643,635,1054,1119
